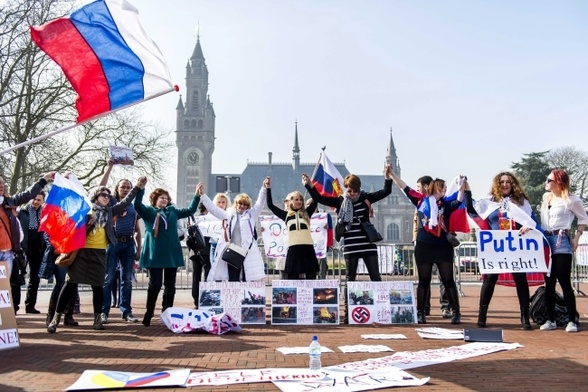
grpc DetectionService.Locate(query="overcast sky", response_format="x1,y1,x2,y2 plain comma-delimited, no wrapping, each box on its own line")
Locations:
131,0,588,199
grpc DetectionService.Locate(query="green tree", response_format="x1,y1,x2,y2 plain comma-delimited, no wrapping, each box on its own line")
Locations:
511,151,551,221
0,0,172,194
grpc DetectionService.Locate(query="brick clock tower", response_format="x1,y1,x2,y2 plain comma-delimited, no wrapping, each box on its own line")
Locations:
175,36,216,207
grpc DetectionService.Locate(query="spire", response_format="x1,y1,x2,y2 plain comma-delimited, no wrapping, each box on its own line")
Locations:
191,35,205,60
292,120,300,170
176,95,184,110
386,127,400,175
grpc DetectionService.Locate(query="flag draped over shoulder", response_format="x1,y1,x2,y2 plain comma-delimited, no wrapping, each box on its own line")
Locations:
40,173,92,253
444,175,470,233
311,151,346,198
30,0,174,123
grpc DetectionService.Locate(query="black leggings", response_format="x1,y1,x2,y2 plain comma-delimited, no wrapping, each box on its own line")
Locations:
345,254,381,282
56,282,103,314
480,273,529,308
544,253,576,322
416,261,456,290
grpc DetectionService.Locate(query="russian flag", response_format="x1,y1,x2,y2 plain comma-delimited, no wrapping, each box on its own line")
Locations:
30,0,174,123
444,175,470,233
39,173,92,253
311,151,346,198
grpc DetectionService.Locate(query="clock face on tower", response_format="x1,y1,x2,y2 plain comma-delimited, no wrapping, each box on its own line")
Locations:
187,151,199,165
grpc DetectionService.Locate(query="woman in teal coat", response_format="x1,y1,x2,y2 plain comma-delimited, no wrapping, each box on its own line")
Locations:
134,177,199,326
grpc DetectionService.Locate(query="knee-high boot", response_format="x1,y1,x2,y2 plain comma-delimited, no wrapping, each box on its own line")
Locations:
162,291,175,312
46,300,56,327
520,306,532,330
477,305,488,328
416,288,429,324
446,287,461,325
47,313,62,334
63,297,79,326
142,289,158,327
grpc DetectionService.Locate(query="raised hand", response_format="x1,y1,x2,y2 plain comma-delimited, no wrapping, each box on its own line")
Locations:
196,182,204,196
136,176,147,189
263,177,271,189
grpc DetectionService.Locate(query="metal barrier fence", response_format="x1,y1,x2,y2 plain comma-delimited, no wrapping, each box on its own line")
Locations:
37,242,587,296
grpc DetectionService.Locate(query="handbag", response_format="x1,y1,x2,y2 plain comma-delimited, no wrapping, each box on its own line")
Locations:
360,199,383,243
220,218,254,269
186,216,206,252
445,232,460,247
361,221,383,243
221,243,248,269
334,219,346,242
55,250,78,267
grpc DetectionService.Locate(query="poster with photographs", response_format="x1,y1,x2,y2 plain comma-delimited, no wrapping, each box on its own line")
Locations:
347,281,416,325
271,279,339,325
199,281,266,325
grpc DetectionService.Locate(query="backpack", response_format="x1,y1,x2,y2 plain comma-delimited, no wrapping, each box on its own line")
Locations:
186,216,206,253
529,286,579,326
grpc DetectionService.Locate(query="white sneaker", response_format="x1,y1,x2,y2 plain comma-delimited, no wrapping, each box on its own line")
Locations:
540,320,557,331
100,313,108,324
565,322,578,333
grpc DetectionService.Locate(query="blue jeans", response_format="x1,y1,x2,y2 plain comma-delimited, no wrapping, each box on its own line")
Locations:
102,241,135,316
0,250,15,278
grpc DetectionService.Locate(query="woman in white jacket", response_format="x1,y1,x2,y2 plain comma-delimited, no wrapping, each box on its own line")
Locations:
196,178,268,282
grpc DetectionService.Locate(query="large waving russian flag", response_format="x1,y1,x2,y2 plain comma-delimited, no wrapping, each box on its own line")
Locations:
39,173,92,253
444,175,470,233
311,151,346,198
30,0,174,123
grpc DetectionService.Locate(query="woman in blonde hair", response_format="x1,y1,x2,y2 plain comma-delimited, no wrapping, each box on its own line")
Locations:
196,180,268,282
266,179,319,280
539,169,588,333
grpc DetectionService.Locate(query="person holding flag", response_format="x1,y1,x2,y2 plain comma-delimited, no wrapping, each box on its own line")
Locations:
465,172,539,330
389,168,466,325
303,164,393,282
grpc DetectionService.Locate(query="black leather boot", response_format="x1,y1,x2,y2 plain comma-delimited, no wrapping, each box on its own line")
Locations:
63,297,79,326
477,305,488,328
520,306,532,330
47,313,62,334
143,289,158,327
46,300,56,327
416,288,429,324
446,287,461,325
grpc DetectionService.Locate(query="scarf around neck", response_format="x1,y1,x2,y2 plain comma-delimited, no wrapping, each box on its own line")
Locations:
91,204,109,234
338,192,361,226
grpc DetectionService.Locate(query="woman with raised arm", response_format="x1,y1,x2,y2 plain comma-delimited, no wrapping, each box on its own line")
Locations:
196,179,268,282
266,177,319,280
303,164,393,282
133,177,200,327
389,167,466,324
465,172,538,329
539,169,588,333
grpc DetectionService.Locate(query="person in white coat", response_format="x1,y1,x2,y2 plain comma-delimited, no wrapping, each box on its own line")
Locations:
196,178,268,282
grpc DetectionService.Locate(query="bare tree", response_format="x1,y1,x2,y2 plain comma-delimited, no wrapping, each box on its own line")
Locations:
547,146,588,201
0,0,173,194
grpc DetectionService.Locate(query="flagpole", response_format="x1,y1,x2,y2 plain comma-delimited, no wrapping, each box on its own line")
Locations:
0,86,178,156
310,146,326,181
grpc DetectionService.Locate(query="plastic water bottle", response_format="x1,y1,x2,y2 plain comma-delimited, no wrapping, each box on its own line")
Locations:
309,335,321,371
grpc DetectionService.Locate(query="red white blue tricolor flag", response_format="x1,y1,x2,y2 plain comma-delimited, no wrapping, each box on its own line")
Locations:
311,151,346,198
30,0,174,123
39,173,92,253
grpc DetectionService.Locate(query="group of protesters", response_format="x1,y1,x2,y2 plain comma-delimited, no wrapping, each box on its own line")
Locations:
1,160,584,333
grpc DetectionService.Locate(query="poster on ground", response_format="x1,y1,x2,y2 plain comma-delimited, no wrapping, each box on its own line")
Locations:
199,281,266,324
271,279,339,325
347,281,416,325
66,369,190,390
0,262,19,351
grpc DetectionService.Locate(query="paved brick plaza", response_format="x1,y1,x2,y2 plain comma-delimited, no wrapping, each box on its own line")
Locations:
1,284,586,391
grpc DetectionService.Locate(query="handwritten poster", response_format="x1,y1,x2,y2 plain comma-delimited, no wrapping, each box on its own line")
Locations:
199,281,266,324
0,262,19,351
260,214,328,258
477,230,548,274
347,281,416,325
271,279,339,325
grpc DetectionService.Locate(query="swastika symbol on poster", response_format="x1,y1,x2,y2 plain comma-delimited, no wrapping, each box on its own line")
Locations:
351,307,370,323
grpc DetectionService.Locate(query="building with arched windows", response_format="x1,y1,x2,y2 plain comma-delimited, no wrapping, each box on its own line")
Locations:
175,37,415,243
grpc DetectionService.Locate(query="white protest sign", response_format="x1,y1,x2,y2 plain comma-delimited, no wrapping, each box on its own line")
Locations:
271,279,339,325
477,230,548,274
199,281,266,324
347,281,416,325
66,369,190,390
193,215,224,241
0,262,19,351
260,214,328,258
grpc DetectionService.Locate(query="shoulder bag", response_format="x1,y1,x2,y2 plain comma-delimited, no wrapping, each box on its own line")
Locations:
221,217,254,269
360,199,383,243
55,250,78,267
